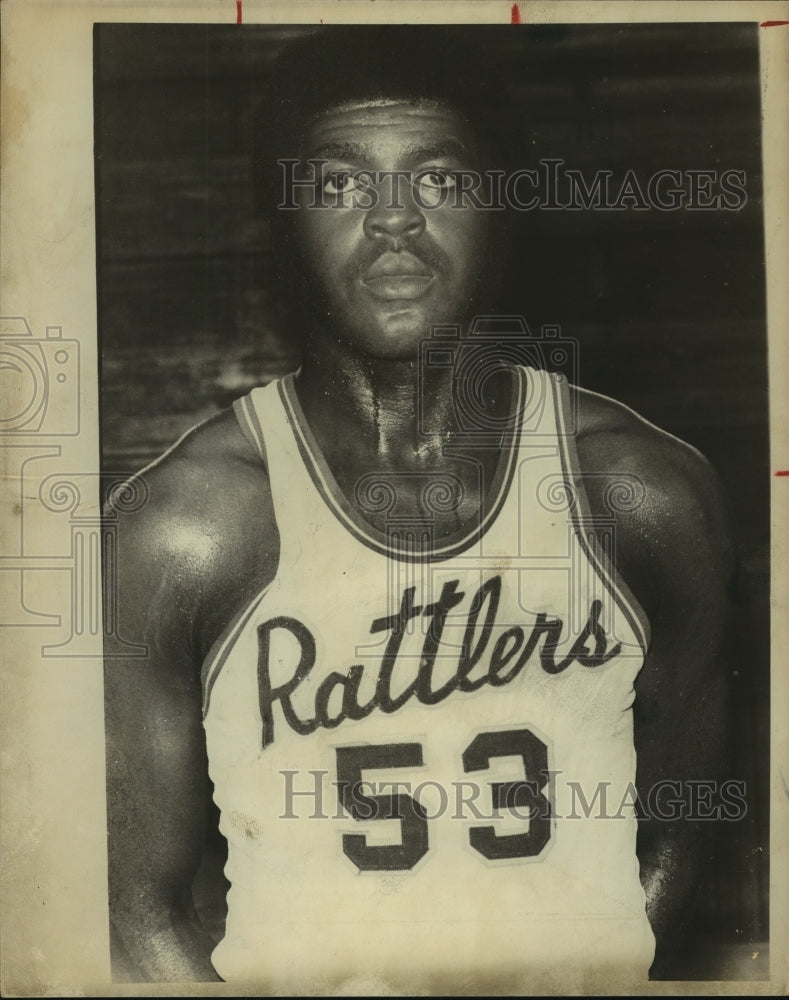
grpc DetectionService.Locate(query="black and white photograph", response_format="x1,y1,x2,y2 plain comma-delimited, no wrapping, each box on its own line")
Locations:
1,3,787,996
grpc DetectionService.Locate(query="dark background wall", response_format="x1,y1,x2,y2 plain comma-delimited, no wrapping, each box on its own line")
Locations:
95,22,769,979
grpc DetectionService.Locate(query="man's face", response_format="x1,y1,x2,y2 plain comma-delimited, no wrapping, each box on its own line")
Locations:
293,100,489,361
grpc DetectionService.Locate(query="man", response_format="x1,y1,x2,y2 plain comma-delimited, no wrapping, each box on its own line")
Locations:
104,27,734,990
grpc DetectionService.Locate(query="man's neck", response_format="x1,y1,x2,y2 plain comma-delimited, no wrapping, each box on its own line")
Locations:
292,330,516,538
295,339,459,472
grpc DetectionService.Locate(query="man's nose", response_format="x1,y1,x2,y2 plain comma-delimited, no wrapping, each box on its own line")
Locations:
363,173,426,241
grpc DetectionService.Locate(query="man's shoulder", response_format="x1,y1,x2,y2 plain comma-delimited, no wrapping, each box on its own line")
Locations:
108,405,279,660
150,404,266,486
571,383,724,518
110,406,269,525
569,384,733,615
108,406,276,587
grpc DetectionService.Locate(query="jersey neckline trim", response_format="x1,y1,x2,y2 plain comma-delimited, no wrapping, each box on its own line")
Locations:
278,369,528,564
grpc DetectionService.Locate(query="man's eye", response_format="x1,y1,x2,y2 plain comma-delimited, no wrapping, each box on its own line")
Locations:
323,172,358,195
415,170,457,191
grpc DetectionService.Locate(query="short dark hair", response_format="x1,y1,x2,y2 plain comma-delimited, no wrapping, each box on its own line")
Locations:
255,26,505,219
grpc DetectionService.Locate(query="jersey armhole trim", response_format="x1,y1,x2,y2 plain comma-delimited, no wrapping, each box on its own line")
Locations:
552,380,652,653
201,584,272,719
233,393,269,471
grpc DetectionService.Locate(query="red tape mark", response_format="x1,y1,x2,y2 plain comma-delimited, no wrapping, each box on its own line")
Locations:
775,470,789,477
236,0,242,24
511,4,521,24
760,20,789,27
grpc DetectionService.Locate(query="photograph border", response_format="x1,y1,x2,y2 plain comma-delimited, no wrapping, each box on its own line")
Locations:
1,1,787,995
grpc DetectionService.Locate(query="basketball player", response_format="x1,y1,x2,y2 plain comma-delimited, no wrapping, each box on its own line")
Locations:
104,29,733,989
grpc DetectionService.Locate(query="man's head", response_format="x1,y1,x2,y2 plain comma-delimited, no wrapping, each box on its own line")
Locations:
258,28,508,360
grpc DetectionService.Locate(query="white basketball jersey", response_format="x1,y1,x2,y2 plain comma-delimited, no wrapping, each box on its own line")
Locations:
202,367,655,990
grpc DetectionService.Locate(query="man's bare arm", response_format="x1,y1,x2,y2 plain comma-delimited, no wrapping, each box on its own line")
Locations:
577,392,735,974
631,454,734,973
104,469,221,981
103,413,275,982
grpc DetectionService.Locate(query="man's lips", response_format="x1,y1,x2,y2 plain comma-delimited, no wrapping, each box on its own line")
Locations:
362,251,434,300
364,251,433,280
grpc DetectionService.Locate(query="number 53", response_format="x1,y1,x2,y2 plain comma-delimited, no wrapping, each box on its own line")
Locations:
335,727,551,871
